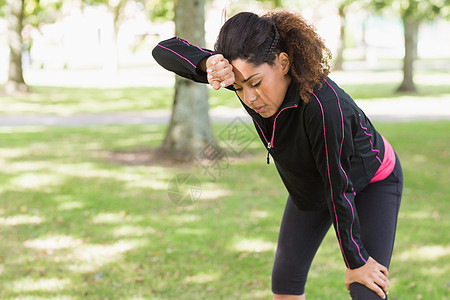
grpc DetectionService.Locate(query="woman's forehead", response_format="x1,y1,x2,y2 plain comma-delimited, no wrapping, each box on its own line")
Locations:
232,59,267,82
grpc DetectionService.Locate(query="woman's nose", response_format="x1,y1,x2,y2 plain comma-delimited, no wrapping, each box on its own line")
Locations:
244,91,257,104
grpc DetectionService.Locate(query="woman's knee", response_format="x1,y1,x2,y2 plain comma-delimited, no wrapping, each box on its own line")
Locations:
273,293,305,300
272,254,307,296
349,282,387,299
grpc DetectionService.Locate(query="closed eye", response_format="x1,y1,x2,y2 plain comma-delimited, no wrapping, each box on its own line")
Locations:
233,80,260,91
251,81,261,88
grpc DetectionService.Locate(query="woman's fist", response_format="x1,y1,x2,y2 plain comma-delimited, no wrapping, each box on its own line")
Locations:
205,54,235,90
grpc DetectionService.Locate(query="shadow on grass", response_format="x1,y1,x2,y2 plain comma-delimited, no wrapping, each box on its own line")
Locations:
0,122,449,299
0,166,282,298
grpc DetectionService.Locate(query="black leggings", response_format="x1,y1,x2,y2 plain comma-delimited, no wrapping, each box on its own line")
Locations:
272,157,403,299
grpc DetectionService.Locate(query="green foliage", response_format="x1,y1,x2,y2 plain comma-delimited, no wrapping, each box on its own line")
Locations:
81,0,106,5
23,0,63,26
261,0,283,8
139,0,174,22
370,0,450,21
0,0,6,15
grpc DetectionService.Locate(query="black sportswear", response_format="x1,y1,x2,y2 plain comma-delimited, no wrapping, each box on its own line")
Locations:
152,37,390,269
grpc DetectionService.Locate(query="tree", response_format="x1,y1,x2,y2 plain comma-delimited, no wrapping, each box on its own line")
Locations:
1,0,131,94
1,0,67,94
2,0,29,95
333,0,358,70
109,0,127,71
161,0,218,161
82,0,128,71
372,0,450,92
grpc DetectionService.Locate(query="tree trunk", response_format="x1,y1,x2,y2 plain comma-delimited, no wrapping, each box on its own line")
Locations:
334,5,346,71
162,0,217,161
3,0,29,95
103,0,127,72
397,17,418,93
361,13,367,61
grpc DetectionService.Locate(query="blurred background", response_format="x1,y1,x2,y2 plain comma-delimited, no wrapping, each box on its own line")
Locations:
0,1,449,299
1,0,449,90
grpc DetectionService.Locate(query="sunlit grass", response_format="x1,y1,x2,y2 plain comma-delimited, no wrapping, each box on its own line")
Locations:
0,86,174,115
0,121,448,299
0,84,236,115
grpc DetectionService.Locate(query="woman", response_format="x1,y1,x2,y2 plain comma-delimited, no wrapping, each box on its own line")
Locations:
152,11,403,300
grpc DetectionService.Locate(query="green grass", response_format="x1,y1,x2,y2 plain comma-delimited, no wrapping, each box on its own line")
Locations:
1,68,449,115
0,121,448,299
0,86,174,115
333,70,450,100
0,85,236,115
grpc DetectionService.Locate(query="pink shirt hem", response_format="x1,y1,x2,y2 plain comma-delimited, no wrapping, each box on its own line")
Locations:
370,136,396,183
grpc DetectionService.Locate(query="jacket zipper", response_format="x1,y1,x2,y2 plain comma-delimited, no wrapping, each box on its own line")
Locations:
266,142,271,164
252,105,298,164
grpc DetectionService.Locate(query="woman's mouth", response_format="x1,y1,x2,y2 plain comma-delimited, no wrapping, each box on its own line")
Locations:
254,105,266,113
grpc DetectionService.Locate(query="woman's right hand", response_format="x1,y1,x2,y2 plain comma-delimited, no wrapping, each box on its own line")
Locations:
345,257,390,299
204,54,235,90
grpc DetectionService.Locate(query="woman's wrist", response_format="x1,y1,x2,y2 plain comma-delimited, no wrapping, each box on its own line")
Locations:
199,57,209,73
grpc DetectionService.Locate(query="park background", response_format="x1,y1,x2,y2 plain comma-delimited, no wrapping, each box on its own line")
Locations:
0,0,449,299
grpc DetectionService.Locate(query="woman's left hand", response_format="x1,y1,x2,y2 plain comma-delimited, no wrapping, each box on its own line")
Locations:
204,54,235,90
345,256,390,299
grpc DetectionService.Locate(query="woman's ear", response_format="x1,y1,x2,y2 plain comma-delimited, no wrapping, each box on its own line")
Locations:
277,52,290,75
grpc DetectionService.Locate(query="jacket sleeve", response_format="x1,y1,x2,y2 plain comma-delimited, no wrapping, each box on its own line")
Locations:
305,91,370,270
151,36,215,84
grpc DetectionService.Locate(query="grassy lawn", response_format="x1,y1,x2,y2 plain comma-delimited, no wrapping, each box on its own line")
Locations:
1,69,450,115
0,121,448,299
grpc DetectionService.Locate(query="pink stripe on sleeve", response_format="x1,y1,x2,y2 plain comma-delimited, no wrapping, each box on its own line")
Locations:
176,37,215,55
311,92,350,267
156,44,197,69
319,78,369,266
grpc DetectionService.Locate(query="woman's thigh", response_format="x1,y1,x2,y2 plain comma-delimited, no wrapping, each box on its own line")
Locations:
351,158,403,299
272,197,331,295
355,160,403,268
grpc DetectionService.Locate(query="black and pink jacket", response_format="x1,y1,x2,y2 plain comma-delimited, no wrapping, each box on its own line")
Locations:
152,37,395,269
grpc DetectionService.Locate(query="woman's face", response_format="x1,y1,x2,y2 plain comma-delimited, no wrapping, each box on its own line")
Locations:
231,53,291,118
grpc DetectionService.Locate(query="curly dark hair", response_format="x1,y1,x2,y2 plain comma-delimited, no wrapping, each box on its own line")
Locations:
215,11,332,103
